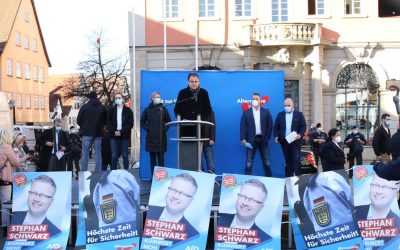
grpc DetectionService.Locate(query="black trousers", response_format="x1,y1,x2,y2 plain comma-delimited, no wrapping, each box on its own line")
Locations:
67,152,80,175
150,152,164,175
348,151,362,178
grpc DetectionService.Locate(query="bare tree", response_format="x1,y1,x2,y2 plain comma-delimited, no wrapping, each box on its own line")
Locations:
62,30,129,107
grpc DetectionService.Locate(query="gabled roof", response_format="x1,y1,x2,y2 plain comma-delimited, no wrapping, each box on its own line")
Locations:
0,0,51,66
49,93,62,112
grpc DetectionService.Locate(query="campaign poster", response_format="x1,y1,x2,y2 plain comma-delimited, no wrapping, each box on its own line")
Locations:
353,165,400,249
214,174,284,250
76,170,140,249
285,170,364,250
4,172,71,250
141,167,215,250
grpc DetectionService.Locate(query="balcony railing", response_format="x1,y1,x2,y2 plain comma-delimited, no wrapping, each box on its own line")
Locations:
239,23,323,46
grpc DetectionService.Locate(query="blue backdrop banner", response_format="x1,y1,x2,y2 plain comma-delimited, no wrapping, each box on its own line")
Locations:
140,70,285,179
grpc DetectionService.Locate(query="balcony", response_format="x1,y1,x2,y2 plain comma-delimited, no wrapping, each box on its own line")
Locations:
237,23,327,47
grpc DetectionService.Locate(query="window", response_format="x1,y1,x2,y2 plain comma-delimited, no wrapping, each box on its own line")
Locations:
7,59,13,76
24,35,29,49
23,9,29,22
33,65,38,81
25,64,30,79
379,0,400,17
32,38,38,52
344,0,363,15
15,32,21,46
199,0,216,18
16,94,22,109
336,63,379,142
39,67,44,82
34,96,39,109
164,0,180,19
40,96,45,109
235,0,252,17
308,0,325,15
16,61,22,78
26,95,31,109
272,0,288,22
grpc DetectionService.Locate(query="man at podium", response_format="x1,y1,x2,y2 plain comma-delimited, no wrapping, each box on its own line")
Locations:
174,72,212,137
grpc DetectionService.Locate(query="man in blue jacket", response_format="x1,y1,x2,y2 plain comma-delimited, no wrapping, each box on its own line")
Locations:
240,93,273,176
273,98,306,177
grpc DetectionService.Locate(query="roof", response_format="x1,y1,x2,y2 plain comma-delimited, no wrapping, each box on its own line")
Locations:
0,0,51,66
49,93,61,112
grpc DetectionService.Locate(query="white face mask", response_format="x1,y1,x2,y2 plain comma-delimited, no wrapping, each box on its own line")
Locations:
154,97,161,104
284,106,292,113
251,100,259,107
334,136,342,143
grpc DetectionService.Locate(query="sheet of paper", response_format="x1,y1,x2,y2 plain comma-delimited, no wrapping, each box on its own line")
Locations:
56,150,64,160
285,131,298,144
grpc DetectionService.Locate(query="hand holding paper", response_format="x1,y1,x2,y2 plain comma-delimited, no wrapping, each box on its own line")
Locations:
285,131,298,144
245,142,253,149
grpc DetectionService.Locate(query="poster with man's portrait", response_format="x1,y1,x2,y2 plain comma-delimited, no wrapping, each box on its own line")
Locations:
214,174,285,250
285,170,363,250
141,167,215,250
76,170,140,250
4,172,71,250
353,165,400,249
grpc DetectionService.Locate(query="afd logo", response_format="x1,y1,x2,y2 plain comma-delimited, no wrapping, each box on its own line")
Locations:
237,96,270,110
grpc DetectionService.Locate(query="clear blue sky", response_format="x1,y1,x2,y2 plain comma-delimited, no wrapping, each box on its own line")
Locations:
35,0,132,74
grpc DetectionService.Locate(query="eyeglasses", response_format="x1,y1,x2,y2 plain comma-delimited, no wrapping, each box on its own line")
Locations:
237,193,263,205
167,187,193,198
28,191,53,199
370,183,399,191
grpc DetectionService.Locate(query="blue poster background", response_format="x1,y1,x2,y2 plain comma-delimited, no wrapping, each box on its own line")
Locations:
140,70,285,179
285,170,364,250
4,172,71,250
141,167,215,250
215,174,285,249
353,165,400,249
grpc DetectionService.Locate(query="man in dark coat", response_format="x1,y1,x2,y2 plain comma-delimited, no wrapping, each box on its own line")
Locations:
77,91,107,171
106,93,133,170
273,98,307,176
309,123,327,167
344,126,367,178
66,126,81,178
141,91,171,175
372,113,392,163
37,118,68,172
174,72,212,137
390,125,400,160
240,92,273,176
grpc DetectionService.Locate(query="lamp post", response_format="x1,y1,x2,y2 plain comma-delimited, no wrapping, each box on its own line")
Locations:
8,99,16,125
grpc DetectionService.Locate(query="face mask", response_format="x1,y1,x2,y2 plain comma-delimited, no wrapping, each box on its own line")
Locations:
284,107,292,113
352,130,357,134
334,136,342,143
385,120,392,127
56,127,62,131
115,99,122,105
154,98,161,104
317,128,322,132
70,129,76,134
251,100,259,107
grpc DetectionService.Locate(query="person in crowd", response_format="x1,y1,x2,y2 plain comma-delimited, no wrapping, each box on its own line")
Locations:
174,72,212,137
321,128,345,172
240,92,273,176
12,133,31,171
309,123,327,168
373,156,400,181
273,98,307,176
106,93,133,170
146,173,199,242
309,123,317,134
344,126,367,178
218,179,272,245
101,130,112,171
13,175,61,237
0,128,21,202
36,118,69,171
202,110,216,173
77,91,107,171
372,113,392,163
67,126,81,179
390,123,400,160
141,92,172,175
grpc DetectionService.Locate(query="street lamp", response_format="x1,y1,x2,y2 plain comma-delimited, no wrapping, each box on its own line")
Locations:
8,99,16,125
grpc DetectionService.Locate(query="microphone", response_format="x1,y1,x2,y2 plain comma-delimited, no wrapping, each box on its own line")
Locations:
51,112,58,120
193,92,198,103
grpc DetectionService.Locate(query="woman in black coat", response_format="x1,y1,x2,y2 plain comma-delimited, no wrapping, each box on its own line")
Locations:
140,91,171,175
321,128,346,172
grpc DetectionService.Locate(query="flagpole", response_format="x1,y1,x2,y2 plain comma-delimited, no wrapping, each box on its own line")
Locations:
195,0,199,70
163,0,167,70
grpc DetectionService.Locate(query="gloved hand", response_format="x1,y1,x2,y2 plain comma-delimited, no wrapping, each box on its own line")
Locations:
245,142,253,149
